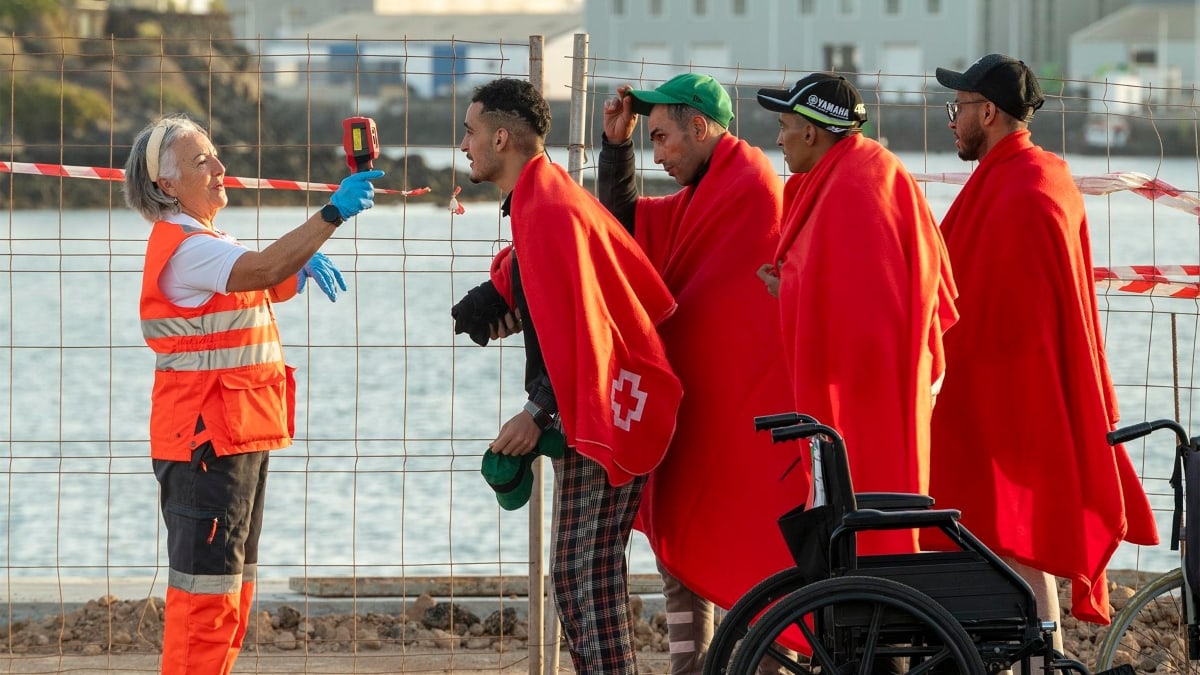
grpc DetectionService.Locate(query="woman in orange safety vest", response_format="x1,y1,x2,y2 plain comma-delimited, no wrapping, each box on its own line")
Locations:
123,114,383,675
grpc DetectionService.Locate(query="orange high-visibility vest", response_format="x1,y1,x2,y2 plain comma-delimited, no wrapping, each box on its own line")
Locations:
140,220,295,461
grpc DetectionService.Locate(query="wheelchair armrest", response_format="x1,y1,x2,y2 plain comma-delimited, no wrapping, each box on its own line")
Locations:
855,492,934,511
839,508,961,532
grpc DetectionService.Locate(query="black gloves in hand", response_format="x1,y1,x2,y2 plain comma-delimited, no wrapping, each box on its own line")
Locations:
451,280,511,347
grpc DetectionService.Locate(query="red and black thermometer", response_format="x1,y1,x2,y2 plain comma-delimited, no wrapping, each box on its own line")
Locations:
342,116,379,173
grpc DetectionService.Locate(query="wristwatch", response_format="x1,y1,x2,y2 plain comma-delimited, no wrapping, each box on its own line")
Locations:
523,400,555,431
320,203,344,227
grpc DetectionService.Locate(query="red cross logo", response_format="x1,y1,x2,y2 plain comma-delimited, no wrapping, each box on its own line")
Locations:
611,369,648,431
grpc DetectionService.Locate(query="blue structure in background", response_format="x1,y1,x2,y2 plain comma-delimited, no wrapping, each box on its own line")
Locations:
432,43,468,98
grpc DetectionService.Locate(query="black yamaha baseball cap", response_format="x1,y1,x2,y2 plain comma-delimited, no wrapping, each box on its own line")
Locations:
936,53,1045,122
756,73,867,134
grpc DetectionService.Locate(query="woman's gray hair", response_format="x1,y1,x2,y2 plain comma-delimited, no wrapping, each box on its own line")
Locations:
122,114,209,223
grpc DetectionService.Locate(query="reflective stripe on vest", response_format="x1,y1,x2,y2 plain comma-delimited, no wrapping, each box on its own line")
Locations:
141,305,274,341
142,304,282,371
154,341,284,372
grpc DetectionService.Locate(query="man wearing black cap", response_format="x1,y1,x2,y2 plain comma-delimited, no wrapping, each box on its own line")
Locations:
596,73,801,674
927,54,1158,641
755,73,958,559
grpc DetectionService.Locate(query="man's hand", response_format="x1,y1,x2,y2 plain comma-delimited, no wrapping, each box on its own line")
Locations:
489,409,541,456
757,263,781,298
489,309,523,341
603,84,638,145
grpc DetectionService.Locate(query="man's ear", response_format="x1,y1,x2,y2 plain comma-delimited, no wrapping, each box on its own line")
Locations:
494,127,509,150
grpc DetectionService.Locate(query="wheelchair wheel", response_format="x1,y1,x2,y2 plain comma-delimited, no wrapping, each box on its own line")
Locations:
704,567,812,675
729,575,986,674
1095,568,1200,673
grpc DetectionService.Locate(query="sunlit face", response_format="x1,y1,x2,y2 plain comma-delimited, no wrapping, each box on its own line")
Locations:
646,106,706,186
459,102,500,185
157,132,227,226
949,94,989,162
777,113,817,174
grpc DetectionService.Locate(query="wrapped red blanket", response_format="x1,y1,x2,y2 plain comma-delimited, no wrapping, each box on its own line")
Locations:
926,130,1157,623
631,134,806,610
775,133,958,555
492,155,683,486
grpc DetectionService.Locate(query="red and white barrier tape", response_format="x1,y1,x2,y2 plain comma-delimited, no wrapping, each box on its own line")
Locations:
12,160,1200,298
915,170,1200,218
1094,265,1200,298
0,160,431,196
8,162,1192,213
914,171,1200,299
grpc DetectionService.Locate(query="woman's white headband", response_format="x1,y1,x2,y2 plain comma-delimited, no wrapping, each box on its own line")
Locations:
145,121,168,183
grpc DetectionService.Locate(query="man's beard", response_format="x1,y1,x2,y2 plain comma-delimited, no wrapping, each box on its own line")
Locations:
956,127,983,162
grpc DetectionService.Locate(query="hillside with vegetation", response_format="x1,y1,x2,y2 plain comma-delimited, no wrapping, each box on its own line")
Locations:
0,3,485,210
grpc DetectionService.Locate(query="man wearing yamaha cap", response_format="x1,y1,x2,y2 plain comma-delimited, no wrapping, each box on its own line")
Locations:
597,73,801,674
756,73,958,559
926,54,1158,644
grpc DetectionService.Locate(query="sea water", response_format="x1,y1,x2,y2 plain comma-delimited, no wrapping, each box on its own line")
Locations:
0,149,1196,584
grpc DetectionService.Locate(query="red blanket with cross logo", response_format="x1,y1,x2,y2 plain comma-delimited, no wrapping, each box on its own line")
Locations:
493,154,683,487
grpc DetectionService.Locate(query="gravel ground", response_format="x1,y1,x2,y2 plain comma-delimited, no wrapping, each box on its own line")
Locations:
0,570,1178,674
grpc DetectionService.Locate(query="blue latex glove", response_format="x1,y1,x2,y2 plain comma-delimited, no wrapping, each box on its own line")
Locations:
330,169,385,219
297,252,347,302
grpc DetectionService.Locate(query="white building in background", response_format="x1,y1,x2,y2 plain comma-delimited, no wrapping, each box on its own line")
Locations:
221,0,582,101
583,0,1128,100
222,0,581,41
259,11,581,103
1069,1,1197,106
109,0,213,10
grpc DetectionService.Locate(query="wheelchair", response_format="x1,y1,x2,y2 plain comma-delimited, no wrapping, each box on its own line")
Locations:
704,413,1136,675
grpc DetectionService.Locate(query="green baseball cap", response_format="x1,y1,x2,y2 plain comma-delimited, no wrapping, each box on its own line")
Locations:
626,73,734,128
481,428,567,511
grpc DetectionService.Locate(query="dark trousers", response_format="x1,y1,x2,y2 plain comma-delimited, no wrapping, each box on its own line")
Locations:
551,447,646,675
153,446,269,675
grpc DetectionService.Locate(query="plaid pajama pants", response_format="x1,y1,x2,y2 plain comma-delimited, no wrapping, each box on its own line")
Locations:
551,447,647,675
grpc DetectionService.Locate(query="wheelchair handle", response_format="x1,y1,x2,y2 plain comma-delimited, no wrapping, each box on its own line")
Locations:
770,422,843,445
754,412,820,431
1107,419,1189,448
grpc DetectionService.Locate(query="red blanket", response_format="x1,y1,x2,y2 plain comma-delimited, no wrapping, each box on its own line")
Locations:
495,155,683,486
775,133,958,556
926,130,1157,623
631,134,807,610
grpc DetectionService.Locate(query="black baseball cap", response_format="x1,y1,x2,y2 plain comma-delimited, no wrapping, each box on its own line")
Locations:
756,73,867,134
936,53,1045,122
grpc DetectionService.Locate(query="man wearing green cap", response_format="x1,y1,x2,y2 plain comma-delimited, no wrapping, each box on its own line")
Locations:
598,73,801,674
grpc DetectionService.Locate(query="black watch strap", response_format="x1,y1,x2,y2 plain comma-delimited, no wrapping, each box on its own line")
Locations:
320,203,344,227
